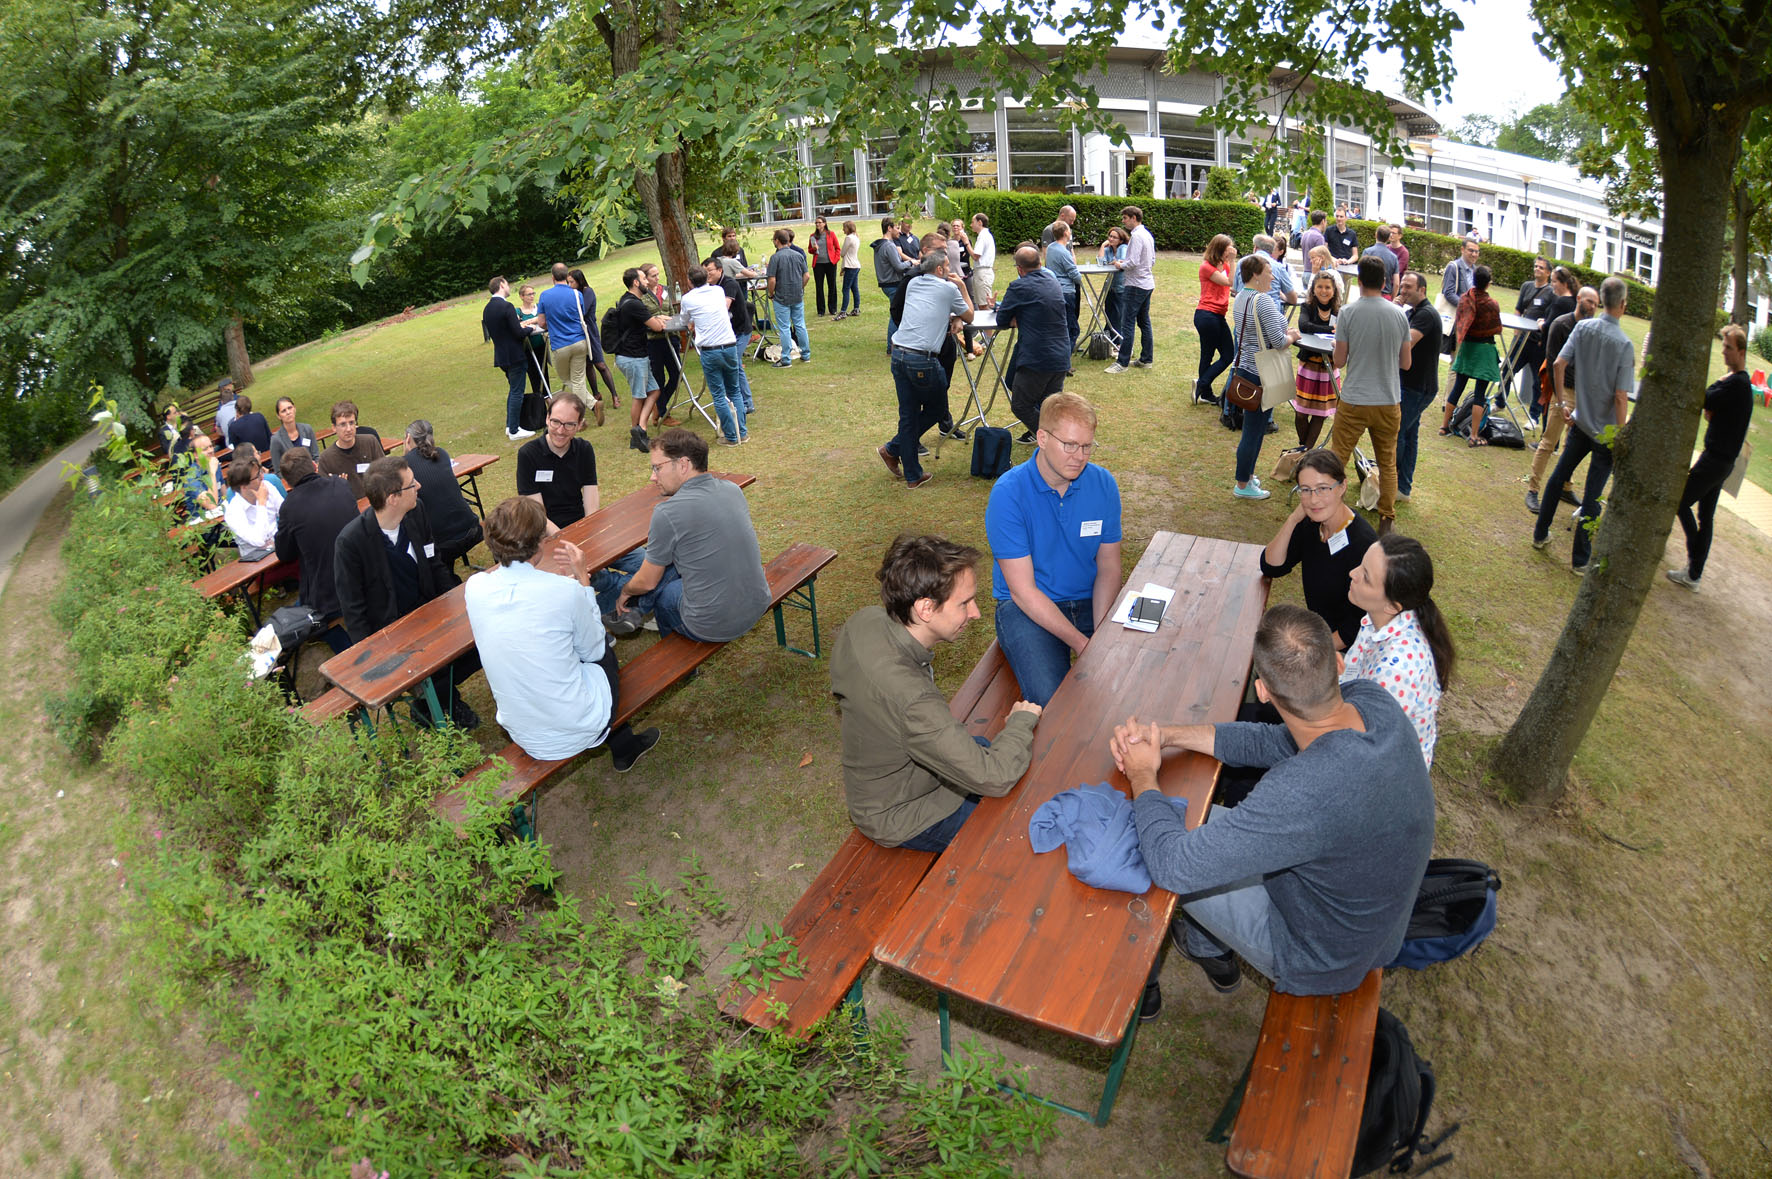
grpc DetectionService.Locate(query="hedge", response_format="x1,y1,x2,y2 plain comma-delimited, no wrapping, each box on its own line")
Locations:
943,189,1263,256
1343,219,1658,320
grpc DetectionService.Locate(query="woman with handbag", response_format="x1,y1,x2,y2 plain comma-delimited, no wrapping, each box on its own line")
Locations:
1438,264,1502,443
1193,234,1237,405
1291,270,1341,448
1227,255,1299,500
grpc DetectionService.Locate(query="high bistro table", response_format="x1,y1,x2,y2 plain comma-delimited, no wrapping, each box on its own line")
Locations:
1074,263,1122,355
953,309,1015,434
1493,311,1545,434
873,531,1270,1125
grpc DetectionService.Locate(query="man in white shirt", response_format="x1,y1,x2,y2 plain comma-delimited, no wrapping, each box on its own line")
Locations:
464,496,661,770
1106,205,1155,371
679,269,745,446
222,454,283,559
968,212,996,307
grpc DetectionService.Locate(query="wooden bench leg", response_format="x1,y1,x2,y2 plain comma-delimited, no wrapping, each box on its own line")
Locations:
772,576,823,659
937,992,1143,1127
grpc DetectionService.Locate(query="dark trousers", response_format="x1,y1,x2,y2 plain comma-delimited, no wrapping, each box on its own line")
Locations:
813,262,838,315
885,349,949,483
1116,286,1153,365
502,362,527,433
594,643,649,760
1195,308,1234,395
881,284,900,348
1011,368,1068,435
1676,452,1732,579
525,337,550,396
1063,288,1080,356
647,337,682,415
1534,426,1614,568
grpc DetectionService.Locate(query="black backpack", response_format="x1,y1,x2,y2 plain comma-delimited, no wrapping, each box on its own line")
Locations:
970,426,1013,478
599,305,621,354
1390,858,1501,970
1351,1009,1456,1176
1482,414,1526,448
1085,332,1114,361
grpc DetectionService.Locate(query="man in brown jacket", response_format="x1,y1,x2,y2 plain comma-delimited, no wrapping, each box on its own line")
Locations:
831,535,1043,851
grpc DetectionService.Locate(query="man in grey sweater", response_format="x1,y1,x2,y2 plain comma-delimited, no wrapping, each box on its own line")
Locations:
1110,604,1433,996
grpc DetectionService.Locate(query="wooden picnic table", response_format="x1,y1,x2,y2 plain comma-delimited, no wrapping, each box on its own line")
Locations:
318,472,755,712
873,532,1269,1055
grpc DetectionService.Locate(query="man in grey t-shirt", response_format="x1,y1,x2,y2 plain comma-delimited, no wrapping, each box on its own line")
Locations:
1330,255,1413,531
766,227,812,367
1532,276,1636,571
610,428,770,642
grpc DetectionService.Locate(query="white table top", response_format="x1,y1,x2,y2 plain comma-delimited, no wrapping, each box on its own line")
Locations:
970,309,1001,331
1501,312,1543,331
1296,333,1337,355
1077,263,1119,274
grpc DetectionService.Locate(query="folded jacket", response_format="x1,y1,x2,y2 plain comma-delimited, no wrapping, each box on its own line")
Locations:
1029,782,1189,895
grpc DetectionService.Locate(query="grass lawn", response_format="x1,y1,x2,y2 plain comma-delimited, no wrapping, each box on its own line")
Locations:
45,224,1772,1175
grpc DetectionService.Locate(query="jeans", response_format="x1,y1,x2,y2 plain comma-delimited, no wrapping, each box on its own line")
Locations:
1676,452,1731,579
881,284,900,347
1116,286,1153,366
614,353,657,402
526,336,550,397
1195,308,1233,394
840,268,861,312
1231,368,1271,484
733,354,754,413
591,549,646,616
886,348,949,483
1063,288,1080,355
618,562,708,642
1010,368,1068,435
697,343,745,443
1534,426,1614,568
812,262,838,315
898,794,980,852
774,299,809,362
1396,386,1437,497
1328,402,1401,519
502,362,527,433
1175,825,1282,979
994,594,1095,707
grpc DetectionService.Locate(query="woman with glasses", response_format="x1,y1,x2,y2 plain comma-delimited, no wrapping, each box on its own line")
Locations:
516,283,552,398
1259,448,1376,651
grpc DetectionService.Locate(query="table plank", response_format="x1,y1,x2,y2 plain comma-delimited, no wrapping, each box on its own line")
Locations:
873,532,1270,1046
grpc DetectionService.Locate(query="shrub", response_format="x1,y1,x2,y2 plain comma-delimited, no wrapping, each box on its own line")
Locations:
1754,324,1772,363
1126,164,1155,201
947,189,1263,256
1202,165,1241,201
1306,166,1335,211
0,385,91,474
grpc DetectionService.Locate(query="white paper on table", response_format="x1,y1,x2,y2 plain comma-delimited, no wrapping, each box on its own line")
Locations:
1111,581,1177,627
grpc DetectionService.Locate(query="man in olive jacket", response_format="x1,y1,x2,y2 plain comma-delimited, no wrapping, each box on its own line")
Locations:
831,535,1043,851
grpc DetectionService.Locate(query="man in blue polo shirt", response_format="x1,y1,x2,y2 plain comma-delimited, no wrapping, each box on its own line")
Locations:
985,392,1123,706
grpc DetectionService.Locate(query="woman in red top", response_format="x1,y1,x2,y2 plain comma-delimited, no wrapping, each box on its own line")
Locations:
1194,233,1238,405
808,215,842,318
1439,264,1503,444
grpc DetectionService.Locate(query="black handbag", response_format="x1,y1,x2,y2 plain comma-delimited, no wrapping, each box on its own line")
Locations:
970,426,1013,478
519,391,546,432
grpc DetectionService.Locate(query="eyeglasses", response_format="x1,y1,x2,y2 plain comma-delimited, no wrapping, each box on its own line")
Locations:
547,417,580,431
1298,481,1345,498
649,458,679,474
1044,434,1095,456
401,480,420,494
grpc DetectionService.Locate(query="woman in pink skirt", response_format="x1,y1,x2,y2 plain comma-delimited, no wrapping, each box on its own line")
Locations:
1291,270,1341,448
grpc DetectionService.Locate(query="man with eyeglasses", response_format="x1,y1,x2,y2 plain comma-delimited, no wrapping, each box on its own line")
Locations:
316,400,386,499
985,393,1122,707
333,456,481,729
517,391,643,614
606,428,770,642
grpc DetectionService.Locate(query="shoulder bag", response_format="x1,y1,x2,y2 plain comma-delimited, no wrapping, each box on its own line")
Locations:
1233,293,1296,412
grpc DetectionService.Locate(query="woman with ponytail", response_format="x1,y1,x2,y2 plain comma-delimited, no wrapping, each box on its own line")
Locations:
1343,533,1455,766
403,419,484,570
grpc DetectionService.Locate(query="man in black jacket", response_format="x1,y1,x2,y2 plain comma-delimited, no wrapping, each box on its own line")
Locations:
333,456,480,728
275,449,361,654
484,275,536,443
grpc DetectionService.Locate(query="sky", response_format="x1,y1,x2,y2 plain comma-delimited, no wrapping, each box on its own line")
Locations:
1406,0,1567,128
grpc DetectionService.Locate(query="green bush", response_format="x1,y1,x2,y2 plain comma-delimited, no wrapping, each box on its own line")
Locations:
1126,164,1155,201
1202,166,1241,202
947,189,1263,256
1306,166,1334,212
1754,324,1772,363
0,385,91,474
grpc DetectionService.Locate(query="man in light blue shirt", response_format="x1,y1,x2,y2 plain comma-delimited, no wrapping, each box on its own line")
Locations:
1044,220,1083,356
1231,233,1298,308
879,254,972,488
464,496,661,771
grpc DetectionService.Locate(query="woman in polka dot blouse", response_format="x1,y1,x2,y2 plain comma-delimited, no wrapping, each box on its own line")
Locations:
1343,534,1456,766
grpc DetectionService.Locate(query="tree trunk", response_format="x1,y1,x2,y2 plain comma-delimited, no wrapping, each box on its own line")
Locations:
224,313,254,389
1491,124,1745,804
1731,181,1754,327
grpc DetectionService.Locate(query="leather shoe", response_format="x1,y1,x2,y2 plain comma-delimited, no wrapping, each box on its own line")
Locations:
1525,490,1542,514
877,444,900,478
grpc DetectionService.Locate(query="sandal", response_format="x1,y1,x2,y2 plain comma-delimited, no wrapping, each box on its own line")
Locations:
1469,435,1487,447
1438,427,1452,436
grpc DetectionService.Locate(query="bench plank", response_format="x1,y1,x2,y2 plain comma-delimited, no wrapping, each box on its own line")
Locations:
1227,969,1384,1179
299,687,360,725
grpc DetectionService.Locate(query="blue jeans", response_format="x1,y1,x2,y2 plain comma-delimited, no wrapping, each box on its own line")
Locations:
1534,426,1614,568
618,561,708,642
1116,286,1153,365
591,549,646,616
1176,817,1281,978
896,737,990,851
881,284,900,347
773,299,810,362
1396,385,1437,496
733,354,754,413
1196,309,1234,394
1063,288,1080,355
1231,369,1271,484
840,268,861,312
994,594,1095,707
502,363,527,433
886,348,949,483
698,343,745,443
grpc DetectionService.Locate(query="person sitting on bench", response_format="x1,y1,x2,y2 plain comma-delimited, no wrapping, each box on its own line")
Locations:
275,448,362,655
464,497,660,772
606,428,770,642
831,534,1043,852
1109,604,1433,999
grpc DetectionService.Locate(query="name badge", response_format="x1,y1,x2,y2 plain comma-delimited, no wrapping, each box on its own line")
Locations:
355,462,369,474
1327,527,1349,555
1080,520,1103,538
534,469,554,483
423,543,436,558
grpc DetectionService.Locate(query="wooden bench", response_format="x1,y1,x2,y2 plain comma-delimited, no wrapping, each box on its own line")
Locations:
299,686,360,725
1226,969,1384,1179
432,543,838,827
718,639,1023,1037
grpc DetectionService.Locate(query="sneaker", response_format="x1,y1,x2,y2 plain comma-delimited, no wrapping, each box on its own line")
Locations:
449,700,481,731
801,357,811,365
1571,563,1589,576
1131,358,1152,368
939,423,968,441
604,609,646,638
1665,568,1700,590
719,436,742,447
506,427,536,442
1103,362,1128,374
1139,980,1163,1023
1525,490,1542,514
612,727,661,773
877,445,901,478
1396,493,1411,504
642,616,659,631
916,443,929,457
904,473,933,489
773,359,792,368
1170,923,1242,994
629,426,650,454
1233,482,1271,500
1531,534,1551,550
1016,430,1035,444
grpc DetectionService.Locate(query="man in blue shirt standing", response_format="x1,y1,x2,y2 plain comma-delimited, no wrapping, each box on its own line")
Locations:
878,253,973,489
985,392,1122,706
537,263,594,406
994,246,1071,441
1044,220,1083,358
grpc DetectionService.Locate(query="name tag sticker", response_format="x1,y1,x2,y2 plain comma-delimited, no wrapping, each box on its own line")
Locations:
423,543,436,558
1080,520,1103,538
534,469,554,483
355,462,369,474
1327,528,1349,556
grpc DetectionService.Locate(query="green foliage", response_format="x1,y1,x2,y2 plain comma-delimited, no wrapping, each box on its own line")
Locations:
1203,166,1242,202
1754,325,1772,363
1450,95,1604,168
1126,164,1155,201
948,190,1263,254
0,386,89,475
1307,165,1335,211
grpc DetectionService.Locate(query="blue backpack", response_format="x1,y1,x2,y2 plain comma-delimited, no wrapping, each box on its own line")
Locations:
1388,859,1500,971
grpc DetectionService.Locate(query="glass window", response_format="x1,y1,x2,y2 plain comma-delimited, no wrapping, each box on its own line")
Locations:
1160,111,1215,198
1006,107,1072,193
768,145,804,222
865,136,900,215
807,139,858,217
1539,210,1578,264
1334,138,1367,216
1402,180,1453,235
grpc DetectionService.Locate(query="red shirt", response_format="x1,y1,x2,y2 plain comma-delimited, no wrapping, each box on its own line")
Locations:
1198,261,1231,315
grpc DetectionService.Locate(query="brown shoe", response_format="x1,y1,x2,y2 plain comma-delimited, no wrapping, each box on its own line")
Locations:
659,416,682,427
877,445,901,478
592,398,606,427
1378,516,1394,536
905,473,933,489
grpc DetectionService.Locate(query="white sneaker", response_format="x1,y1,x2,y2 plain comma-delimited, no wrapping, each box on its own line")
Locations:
1665,568,1700,591
1103,362,1128,374
1130,358,1152,368
506,427,536,442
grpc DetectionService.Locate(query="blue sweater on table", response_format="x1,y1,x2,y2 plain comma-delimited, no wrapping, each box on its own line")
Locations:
1130,679,1434,994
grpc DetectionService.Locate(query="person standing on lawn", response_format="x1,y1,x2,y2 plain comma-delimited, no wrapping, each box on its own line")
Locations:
877,251,974,490
1104,205,1156,374
1666,324,1753,590
1329,255,1412,533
